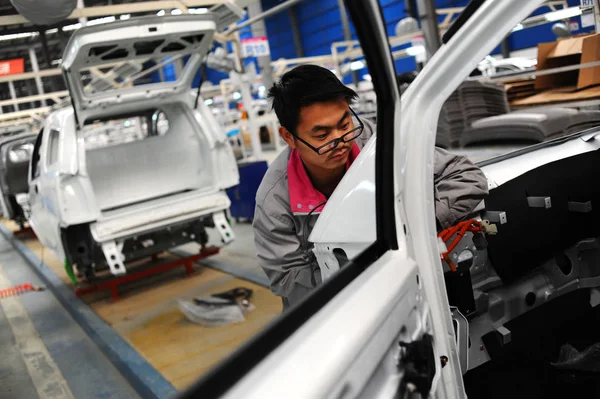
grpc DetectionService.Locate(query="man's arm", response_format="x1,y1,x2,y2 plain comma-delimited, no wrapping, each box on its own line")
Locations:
253,203,321,308
434,147,489,229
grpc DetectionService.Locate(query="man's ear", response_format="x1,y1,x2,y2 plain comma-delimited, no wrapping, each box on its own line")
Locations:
279,126,296,149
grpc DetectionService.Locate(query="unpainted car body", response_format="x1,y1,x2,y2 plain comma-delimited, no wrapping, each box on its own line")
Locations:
28,14,239,279
0,132,37,226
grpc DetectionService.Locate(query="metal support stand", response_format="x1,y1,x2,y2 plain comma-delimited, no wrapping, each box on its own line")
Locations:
74,247,220,301
337,0,359,84
416,0,442,61
8,81,19,112
28,47,46,107
247,1,274,92
593,0,600,33
289,6,304,58
77,0,88,26
234,71,263,160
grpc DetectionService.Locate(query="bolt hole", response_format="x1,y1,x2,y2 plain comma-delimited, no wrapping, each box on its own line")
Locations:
416,274,420,286
77,245,87,254
110,255,116,260
525,292,536,306
555,253,572,276
403,224,407,235
221,224,227,230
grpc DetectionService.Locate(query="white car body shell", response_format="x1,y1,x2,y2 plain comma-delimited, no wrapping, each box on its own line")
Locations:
27,14,239,272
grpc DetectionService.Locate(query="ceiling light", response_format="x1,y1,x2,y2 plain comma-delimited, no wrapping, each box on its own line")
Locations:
63,23,81,31
51,59,62,66
204,98,214,105
157,9,166,16
171,9,183,15
545,7,582,22
350,61,365,71
120,14,130,20
189,8,208,14
232,92,242,100
0,32,38,42
87,16,116,26
46,28,58,34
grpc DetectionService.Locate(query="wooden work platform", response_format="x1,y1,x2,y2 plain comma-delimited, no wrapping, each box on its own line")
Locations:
2,221,282,390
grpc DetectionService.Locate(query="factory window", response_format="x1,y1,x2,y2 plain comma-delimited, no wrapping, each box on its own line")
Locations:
47,129,60,165
82,109,170,150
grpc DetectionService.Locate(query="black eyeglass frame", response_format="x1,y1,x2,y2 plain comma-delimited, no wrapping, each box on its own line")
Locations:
290,108,365,155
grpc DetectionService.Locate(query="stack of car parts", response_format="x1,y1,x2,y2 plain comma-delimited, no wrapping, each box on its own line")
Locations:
460,107,600,147
437,80,510,147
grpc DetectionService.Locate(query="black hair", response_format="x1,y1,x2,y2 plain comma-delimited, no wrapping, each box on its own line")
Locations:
268,64,358,134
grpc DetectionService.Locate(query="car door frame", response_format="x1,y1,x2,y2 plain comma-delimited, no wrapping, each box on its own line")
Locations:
28,124,62,254
40,126,64,257
28,127,50,246
176,0,460,398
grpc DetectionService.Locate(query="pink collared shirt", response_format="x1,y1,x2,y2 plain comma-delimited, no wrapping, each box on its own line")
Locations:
287,142,361,214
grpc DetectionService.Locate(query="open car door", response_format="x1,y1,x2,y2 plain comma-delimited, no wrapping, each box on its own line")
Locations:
61,14,217,127
176,0,465,398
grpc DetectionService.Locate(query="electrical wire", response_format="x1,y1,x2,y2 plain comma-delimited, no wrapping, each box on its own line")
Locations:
438,219,483,272
0,283,45,299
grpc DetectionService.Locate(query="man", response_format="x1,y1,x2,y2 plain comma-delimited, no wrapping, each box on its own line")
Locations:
253,65,488,309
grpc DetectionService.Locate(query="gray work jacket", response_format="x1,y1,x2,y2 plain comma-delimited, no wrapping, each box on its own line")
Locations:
253,117,488,307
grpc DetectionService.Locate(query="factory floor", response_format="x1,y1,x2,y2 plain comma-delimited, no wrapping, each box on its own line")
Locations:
0,219,282,394
0,232,140,399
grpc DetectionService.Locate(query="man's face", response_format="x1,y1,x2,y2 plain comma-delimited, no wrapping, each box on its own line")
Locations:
281,99,355,171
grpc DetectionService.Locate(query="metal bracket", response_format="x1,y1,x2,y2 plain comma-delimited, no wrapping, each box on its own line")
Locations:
568,201,592,213
101,240,126,276
496,325,512,345
451,307,469,373
527,196,551,209
484,211,507,225
213,211,235,244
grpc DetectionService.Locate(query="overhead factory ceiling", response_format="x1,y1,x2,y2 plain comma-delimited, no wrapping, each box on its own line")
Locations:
0,0,233,109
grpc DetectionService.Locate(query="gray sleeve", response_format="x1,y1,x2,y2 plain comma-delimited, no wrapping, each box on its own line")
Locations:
356,116,375,149
253,203,321,306
433,147,489,229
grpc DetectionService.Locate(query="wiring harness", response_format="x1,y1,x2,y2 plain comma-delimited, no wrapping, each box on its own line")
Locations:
438,219,497,272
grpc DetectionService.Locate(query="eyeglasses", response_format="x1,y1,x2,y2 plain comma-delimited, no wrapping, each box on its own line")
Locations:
292,108,364,155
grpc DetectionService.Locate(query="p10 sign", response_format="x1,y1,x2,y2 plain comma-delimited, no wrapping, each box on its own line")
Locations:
241,37,270,58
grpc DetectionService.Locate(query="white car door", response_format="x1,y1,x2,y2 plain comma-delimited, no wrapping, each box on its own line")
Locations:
28,128,50,247
39,127,64,256
28,126,61,255
176,1,464,398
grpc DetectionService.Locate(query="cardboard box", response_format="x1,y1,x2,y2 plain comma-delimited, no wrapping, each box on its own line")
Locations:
535,34,600,91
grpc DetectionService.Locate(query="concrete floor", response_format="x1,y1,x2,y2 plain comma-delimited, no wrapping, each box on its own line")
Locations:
0,235,140,399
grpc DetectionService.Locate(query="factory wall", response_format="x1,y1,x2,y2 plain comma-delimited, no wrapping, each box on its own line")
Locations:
202,0,592,86
261,0,591,82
